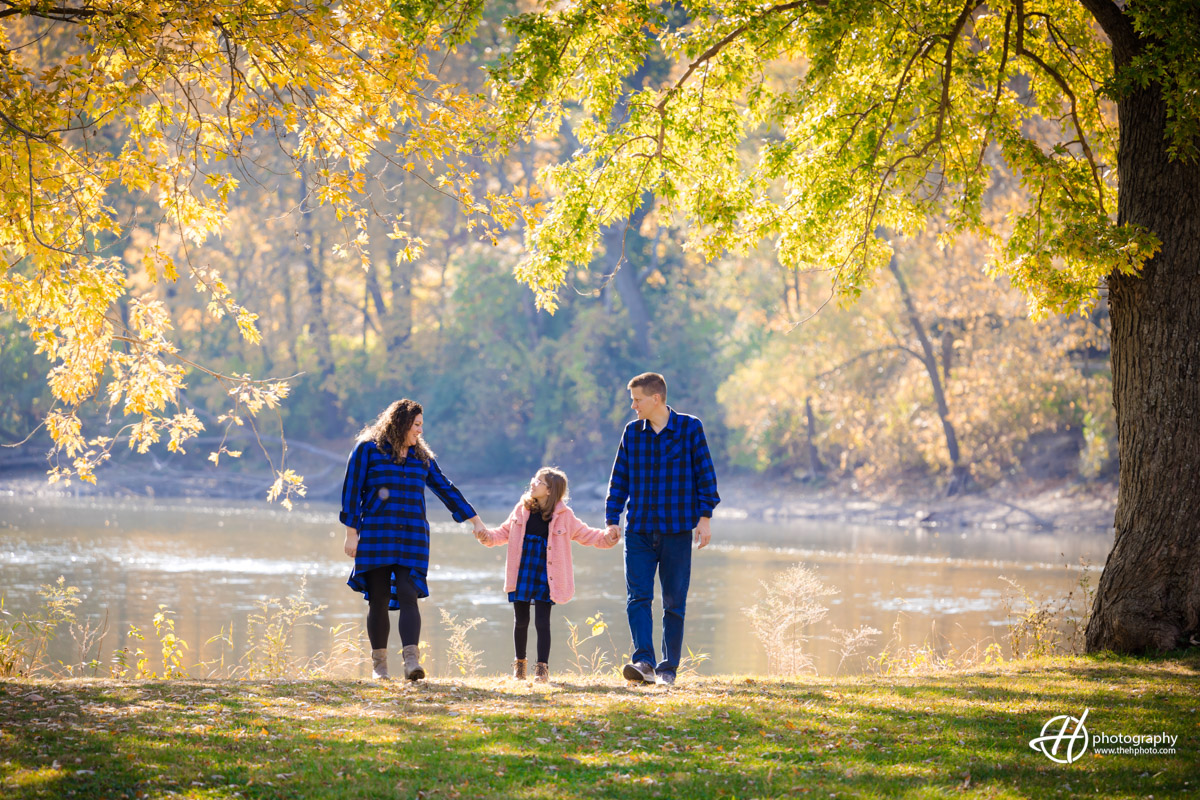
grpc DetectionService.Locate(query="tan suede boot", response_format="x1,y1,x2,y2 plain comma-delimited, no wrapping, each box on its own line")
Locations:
371,648,390,680
534,661,549,683
402,644,424,681
512,658,528,680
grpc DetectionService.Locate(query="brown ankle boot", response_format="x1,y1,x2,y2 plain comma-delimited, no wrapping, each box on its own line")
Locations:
512,658,528,680
534,661,549,683
371,648,390,680
402,644,424,681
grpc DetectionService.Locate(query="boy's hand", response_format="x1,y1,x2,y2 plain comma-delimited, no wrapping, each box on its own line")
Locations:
604,525,621,545
474,529,489,544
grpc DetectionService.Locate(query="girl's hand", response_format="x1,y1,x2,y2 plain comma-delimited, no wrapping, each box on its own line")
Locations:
344,527,359,558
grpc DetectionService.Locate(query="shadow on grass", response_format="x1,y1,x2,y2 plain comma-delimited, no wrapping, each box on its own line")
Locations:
1,653,1195,799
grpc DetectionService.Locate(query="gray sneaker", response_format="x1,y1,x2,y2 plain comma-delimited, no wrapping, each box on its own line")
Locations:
623,661,655,683
655,670,676,687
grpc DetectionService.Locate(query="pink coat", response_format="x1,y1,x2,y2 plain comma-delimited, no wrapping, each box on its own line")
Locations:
480,500,615,604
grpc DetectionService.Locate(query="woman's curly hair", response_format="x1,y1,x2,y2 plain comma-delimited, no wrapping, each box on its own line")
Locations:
357,399,434,465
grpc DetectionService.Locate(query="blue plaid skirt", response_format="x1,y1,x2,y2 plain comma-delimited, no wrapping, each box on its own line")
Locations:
508,531,554,604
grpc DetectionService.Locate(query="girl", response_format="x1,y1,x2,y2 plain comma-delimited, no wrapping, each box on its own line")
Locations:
475,467,618,682
341,399,488,681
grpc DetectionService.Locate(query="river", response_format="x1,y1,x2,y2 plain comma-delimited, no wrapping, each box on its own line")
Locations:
0,495,1112,678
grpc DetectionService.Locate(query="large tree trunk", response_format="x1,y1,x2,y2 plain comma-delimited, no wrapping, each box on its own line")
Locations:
1085,75,1200,652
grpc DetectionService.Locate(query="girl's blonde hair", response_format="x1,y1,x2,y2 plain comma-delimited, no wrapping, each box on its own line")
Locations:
523,467,568,521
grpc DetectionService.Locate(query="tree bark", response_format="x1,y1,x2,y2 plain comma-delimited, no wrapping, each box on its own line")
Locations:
1085,74,1200,652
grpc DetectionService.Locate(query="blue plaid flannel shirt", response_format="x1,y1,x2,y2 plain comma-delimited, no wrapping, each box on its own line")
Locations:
605,408,720,534
340,439,475,602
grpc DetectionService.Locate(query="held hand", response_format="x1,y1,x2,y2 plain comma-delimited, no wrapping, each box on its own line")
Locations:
469,516,488,544
694,518,712,550
605,524,621,546
343,528,358,559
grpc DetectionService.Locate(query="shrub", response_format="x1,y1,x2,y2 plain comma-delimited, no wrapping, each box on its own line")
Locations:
743,564,836,676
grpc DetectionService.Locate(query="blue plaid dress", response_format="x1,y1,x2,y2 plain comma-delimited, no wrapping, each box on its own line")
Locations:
508,510,553,605
339,439,476,606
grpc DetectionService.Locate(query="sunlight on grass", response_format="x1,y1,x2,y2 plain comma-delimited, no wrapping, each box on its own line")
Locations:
4,768,63,790
2,654,1196,799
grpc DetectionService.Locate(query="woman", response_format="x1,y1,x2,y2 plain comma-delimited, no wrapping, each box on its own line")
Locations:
340,399,486,681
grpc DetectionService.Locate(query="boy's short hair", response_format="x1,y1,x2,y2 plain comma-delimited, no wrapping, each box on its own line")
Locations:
627,372,667,401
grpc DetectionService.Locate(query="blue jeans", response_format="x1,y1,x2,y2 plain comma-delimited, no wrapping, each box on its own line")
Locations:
624,529,693,676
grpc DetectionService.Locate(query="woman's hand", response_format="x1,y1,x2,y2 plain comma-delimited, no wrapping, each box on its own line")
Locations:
343,527,359,558
466,516,489,544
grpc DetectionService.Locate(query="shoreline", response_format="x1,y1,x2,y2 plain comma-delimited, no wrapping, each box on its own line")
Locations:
0,461,1116,534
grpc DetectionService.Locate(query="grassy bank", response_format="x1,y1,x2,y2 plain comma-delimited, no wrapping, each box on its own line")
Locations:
2,653,1196,799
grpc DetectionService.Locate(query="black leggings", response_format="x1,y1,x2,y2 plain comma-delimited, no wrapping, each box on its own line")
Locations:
364,567,421,649
513,601,552,664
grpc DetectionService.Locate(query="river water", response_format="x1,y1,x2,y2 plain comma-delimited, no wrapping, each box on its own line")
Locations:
0,495,1113,678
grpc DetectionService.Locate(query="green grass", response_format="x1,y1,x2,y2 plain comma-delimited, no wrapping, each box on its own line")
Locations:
2,653,1197,799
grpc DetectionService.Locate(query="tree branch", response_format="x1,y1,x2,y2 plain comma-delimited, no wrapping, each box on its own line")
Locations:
976,10,1013,173
1074,0,1138,62
1015,0,1106,206
848,0,980,276
655,1,813,115
814,345,921,380
0,2,104,23
652,0,821,157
